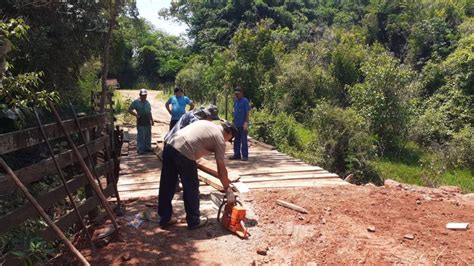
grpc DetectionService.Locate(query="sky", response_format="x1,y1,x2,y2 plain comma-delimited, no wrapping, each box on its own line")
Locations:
136,0,188,36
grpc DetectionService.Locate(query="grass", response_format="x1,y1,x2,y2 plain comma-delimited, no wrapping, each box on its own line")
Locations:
373,157,474,193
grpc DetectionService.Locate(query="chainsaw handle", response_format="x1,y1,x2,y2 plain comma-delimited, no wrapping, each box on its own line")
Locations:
217,197,243,222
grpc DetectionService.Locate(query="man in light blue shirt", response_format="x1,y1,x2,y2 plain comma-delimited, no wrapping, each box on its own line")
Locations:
164,105,220,144
165,87,194,130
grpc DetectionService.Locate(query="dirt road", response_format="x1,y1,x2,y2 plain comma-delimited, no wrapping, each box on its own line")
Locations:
68,89,474,265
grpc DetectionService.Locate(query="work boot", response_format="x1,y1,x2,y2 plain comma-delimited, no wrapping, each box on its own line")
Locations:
241,157,248,161
159,217,178,229
228,155,241,160
188,216,208,230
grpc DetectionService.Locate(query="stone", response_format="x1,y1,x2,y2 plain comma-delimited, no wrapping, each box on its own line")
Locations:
439,186,462,194
122,252,131,261
404,234,415,240
367,226,376,232
257,246,268,256
384,179,402,188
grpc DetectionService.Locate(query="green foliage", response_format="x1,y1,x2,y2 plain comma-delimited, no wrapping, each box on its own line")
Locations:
349,44,415,154
249,109,300,149
111,16,189,88
0,18,59,132
312,103,379,184
76,58,102,106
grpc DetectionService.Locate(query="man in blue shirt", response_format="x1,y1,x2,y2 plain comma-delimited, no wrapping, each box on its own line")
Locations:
128,89,154,154
165,87,194,130
164,105,220,144
229,86,251,161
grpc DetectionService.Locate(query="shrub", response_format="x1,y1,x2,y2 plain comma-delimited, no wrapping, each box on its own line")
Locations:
349,44,415,155
312,103,379,184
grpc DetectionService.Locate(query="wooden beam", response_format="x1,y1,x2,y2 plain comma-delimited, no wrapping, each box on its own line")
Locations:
0,161,113,235
276,199,309,214
198,171,224,191
196,158,249,193
40,184,114,241
246,179,349,189
0,136,109,194
248,137,276,150
239,167,325,177
240,173,339,183
0,113,107,155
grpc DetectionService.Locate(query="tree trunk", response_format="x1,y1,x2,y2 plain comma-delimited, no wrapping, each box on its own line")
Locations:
100,0,121,112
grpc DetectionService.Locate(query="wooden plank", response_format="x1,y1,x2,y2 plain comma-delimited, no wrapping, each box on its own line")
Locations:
196,158,249,193
41,184,114,241
239,167,325,177
123,130,130,143
247,179,349,189
248,137,276,150
276,199,309,214
198,171,224,191
0,136,109,194
121,142,129,156
0,113,107,155
0,161,113,235
240,173,339,183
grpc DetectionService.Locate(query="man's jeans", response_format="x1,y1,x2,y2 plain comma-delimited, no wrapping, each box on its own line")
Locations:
158,145,200,227
233,127,248,159
137,125,151,153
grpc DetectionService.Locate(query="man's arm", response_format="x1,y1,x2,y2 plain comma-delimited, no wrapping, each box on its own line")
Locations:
216,159,231,191
128,103,139,119
165,101,172,115
150,112,154,126
243,100,250,132
189,101,195,111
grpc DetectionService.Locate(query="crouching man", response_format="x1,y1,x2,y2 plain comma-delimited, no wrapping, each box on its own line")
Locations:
158,120,237,229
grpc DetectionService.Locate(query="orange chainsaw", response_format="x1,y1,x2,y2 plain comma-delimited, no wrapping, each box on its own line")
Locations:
217,194,250,239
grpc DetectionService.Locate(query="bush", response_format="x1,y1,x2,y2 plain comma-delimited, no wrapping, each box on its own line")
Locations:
312,103,379,184
349,44,415,155
438,125,474,169
249,109,300,149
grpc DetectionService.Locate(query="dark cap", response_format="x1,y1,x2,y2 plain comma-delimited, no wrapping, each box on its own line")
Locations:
203,105,220,120
222,121,238,142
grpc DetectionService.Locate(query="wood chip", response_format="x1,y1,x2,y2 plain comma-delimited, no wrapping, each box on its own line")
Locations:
404,234,415,240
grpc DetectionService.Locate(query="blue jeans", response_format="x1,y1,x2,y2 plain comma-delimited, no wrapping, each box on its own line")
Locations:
158,145,200,227
233,127,248,159
137,125,151,153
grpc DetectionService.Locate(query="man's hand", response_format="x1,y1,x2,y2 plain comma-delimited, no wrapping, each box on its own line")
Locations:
243,121,249,132
226,187,236,204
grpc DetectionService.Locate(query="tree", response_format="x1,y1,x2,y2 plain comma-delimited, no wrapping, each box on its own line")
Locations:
349,44,415,154
0,18,58,132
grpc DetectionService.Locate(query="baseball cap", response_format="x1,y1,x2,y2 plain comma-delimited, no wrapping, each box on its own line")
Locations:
222,121,238,143
139,88,148,95
234,86,242,93
203,105,220,120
